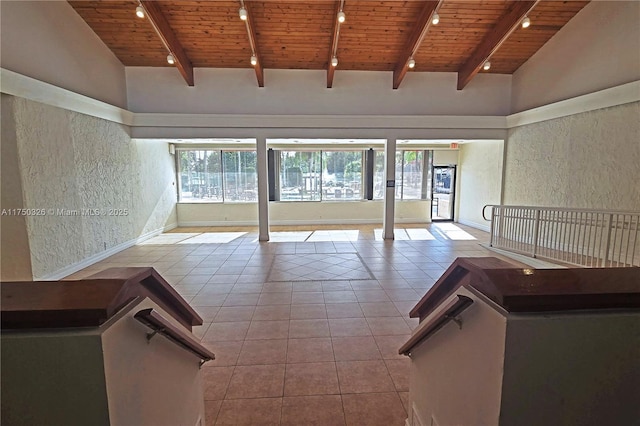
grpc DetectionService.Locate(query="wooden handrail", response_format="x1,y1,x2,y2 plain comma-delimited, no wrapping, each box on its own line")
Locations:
399,295,473,356
134,308,215,366
1,267,203,330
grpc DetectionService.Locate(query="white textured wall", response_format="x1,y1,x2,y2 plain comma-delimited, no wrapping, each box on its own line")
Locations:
458,141,504,230
1,95,33,280
10,97,177,279
512,1,640,112
126,68,512,115
0,1,127,108
503,102,640,210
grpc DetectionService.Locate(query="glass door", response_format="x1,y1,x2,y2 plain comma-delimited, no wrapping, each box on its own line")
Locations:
431,166,456,221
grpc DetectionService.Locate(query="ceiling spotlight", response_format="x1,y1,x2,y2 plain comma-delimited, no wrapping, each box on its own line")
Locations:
337,11,346,23
331,56,338,67
239,7,248,21
250,55,258,66
522,16,531,28
167,54,175,65
408,58,416,69
432,12,440,25
135,5,145,18
483,60,491,71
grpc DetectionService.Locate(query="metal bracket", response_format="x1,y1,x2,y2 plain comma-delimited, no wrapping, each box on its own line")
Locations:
199,360,206,369
446,314,463,329
146,330,158,342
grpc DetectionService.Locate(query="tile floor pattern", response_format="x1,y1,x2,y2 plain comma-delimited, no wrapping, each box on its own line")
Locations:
268,253,374,281
70,224,501,425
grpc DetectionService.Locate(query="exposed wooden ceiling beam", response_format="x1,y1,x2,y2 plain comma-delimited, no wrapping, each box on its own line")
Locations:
393,0,443,90
327,0,344,88
141,0,194,86
243,1,264,87
457,0,540,90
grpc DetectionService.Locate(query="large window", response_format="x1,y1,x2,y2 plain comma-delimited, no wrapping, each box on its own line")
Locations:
280,151,322,201
395,150,432,200
278,150,363,201
322,151,361,200
178,149,256,202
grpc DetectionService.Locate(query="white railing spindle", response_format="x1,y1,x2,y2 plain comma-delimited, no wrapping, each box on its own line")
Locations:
483,205,640,268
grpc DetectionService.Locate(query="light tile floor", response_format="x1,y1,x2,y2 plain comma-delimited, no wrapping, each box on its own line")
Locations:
69,223,510,426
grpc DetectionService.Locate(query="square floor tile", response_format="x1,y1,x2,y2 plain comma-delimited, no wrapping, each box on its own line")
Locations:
225,364,285,399
326,303,363,319
284,362,340,396
291,281,323,292
322,282,352,292
359,302,401,317
258,292,292,305
336,360,395,394
237,339,288,365
291,291,325,304
385,359,410,391
246,320,290,340
323,291,358,304
374,335,410,360
366,317,412,336
342,393,406,426
203,340,243,367
252,305,291,321
354,290,391,303
222,293,260,307
289,319,331,338
202,366,234,400
332,336,382,361
290,304,327,320
281,395,346,426
195,306,220,322
215,398,282,425
204,400,222,426
203,322,250,342
213,306,255,322
329,318,371,337
286,338,334,363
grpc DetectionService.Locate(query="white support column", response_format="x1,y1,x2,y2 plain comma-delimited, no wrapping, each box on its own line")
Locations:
256,136,269,241
382,137,397,240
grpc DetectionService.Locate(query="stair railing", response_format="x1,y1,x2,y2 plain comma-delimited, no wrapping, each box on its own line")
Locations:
483,205,639,267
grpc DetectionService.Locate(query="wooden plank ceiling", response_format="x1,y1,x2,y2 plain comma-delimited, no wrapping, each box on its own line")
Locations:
68,0,589,88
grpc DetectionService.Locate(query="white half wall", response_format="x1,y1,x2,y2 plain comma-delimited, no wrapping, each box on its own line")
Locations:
503,102,640,210
7,96,177,279
512,1,640,112
176,200,431,227
458,141,504,231
126,68,512,116
0,0,127,108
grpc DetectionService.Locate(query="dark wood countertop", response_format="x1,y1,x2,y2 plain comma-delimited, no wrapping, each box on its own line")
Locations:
1,267,203,331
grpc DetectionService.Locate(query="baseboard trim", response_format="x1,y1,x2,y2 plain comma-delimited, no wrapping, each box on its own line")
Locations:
36,223,177,280
178,220,259,227
457,218,491,232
